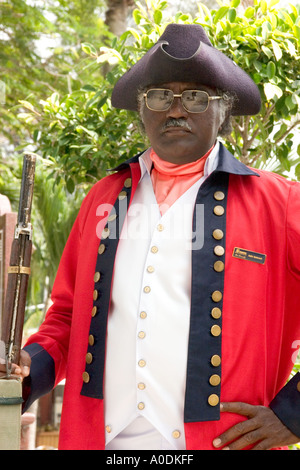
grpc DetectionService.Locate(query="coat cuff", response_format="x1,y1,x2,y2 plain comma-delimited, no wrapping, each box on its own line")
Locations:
22,343,55,413
269,372,300,439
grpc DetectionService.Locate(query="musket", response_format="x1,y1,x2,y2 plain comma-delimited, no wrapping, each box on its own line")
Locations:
1,154,36,376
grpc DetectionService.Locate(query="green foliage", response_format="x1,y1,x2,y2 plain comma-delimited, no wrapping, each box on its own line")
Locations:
0,156,83,324
0,0,107,150
0,0,108,321
196,0,300,173
17,0,300,194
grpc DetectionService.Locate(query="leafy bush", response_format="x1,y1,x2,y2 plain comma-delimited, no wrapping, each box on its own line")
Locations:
18,0,300,193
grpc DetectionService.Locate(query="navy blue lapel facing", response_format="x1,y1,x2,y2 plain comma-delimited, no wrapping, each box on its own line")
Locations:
184,143,259,423
213,143,259,177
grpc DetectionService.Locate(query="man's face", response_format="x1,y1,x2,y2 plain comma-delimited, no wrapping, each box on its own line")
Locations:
140,82,225,164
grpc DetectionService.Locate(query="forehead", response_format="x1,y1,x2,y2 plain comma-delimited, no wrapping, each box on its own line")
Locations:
147,82,217,93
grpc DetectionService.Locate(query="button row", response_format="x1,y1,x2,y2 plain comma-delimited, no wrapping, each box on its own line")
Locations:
105,423,181,440
136,240,156,421
82,177,133,387
209,191,225,407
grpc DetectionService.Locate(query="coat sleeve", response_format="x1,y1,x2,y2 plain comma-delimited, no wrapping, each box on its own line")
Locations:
269,182,300,438
22,192,90,411
269,372,300,438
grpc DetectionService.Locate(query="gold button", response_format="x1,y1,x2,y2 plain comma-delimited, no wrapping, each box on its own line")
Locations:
138,331,146,339
93,289,98,301
118,190,127,200
211,355,221,367
211,325,222,337
144,286,151,293
82,371,90,383
172,430,181,439
94,271,101,283
91,306,97,317
157,224,164,232
151,246,158,253
214,261,225,272
212,229,224,240
98,243,106,255
211,307,222,319
214,191,225,201
140,311,147,319
107,213,117,222
124,177,132,188
212,290,222,302
101,227,110,239
208,394,219,406
86,352,93,364
88,334,95,346
106,425,112,433
214,205,225,216
138,402,145,410
147,265,155,273
297,381,300,393
138,359,146,367
138,382,146,390
214,245,225,256
209,374,221,386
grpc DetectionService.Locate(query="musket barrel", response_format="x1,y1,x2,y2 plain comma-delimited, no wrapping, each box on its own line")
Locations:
1,154,36,370
17,154,35,230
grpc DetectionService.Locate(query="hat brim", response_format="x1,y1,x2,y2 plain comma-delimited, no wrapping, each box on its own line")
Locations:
111,36,261,116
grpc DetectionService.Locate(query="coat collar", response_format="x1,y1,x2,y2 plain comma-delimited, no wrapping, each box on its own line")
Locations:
107,142,260,178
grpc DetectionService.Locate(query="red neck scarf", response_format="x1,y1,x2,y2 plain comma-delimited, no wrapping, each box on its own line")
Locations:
150,146,214,215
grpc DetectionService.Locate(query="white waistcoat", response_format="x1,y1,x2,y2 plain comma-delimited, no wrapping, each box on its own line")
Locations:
104,146,219,450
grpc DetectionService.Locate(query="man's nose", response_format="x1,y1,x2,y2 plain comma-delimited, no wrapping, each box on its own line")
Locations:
165,96,188,118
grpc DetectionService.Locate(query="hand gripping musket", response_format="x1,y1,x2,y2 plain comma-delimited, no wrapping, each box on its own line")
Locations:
1,154,36,376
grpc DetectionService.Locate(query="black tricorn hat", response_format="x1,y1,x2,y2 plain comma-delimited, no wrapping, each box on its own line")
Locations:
111,23,261,116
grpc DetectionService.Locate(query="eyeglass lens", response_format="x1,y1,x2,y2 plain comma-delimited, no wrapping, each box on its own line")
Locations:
146,89,210,112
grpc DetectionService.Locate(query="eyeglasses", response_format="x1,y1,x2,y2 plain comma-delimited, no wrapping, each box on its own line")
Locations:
143,88,222,113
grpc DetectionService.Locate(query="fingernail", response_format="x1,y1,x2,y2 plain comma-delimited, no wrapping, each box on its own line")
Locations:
213,438,222,447
23,366,30,376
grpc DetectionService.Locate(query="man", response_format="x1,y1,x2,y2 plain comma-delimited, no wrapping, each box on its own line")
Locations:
2,24,300,450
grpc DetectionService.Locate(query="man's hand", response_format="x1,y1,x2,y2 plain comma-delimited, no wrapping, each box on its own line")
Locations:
0,349,31,381
213,402,300,450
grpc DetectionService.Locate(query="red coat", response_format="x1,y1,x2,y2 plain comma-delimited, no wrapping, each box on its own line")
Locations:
24,144,300,449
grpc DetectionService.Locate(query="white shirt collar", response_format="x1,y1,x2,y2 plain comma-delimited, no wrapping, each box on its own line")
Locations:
138,141,220,181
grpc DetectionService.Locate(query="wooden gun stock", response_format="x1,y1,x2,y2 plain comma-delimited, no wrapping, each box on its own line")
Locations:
1,154,36,370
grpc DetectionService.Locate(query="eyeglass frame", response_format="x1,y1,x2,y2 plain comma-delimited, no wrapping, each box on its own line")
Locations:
143,88,223,114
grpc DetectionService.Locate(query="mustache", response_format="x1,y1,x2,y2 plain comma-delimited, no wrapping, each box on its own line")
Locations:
162,118,192,132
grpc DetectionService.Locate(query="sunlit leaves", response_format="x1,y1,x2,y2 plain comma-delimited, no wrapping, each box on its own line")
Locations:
16,0,300,190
